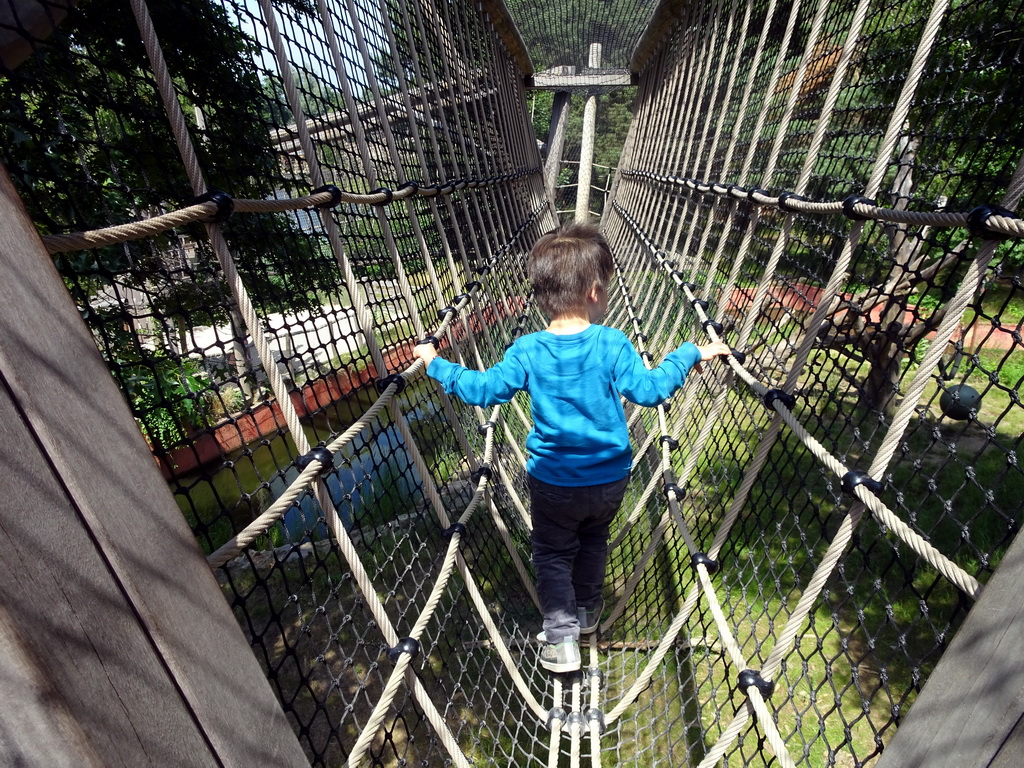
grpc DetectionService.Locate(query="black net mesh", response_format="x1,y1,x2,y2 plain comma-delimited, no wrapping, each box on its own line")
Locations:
2,0,1023,765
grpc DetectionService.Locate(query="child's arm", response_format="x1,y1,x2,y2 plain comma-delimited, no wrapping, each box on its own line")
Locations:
616,340,733,405
414,341,527,407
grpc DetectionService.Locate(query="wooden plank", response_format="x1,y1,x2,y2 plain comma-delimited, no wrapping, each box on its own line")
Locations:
0,166,308,766
531,70,633,90
0,389,215,767
876,528,1024,767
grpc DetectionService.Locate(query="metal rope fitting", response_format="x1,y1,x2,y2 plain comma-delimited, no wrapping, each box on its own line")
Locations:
471,466,492,483
396,179,419,194
191,189,234,222
311,183,343,208
967,204,1019,240
641,351,654,363
727,184,747,200
842,194,877,221
437,305,457,320
841,469,883,499
737,669,775,699
452,292,471,307
567,712,584,731
690,552,719,574
746,186,768,201
369,186,394,205
729,347,747,364
585,708,606,734
297,445,335,477
702,318,724,335
660,435,679,450
376,372,407,395
776,192,808,213
387,637,421,663
418,335,440,348
664,482,684,500
477,420,496,435
763,388,796,413
692,298,709,312
547,707,567,730
463,280,482,293
443,522,468,540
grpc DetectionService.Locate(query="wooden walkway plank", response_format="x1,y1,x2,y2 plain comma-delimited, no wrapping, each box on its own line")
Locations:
876,529,1024,768
0,165,309,767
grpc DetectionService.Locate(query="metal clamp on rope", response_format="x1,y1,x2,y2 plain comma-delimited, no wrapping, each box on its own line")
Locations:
443,522,468,541
691,552,719,574
567,712,584,731
967,204,1019,240
660,435,679,450
387,637,421,663
842,194,877,221
418,334,440,348
477,420,496,435
585,708,606,734
702,319,724,335
737,669,775,699
777,192,808,213
369,186,394,205
763,388,796,413
471,466,493,483
376,372,407,395
841,469,883,499
588,666,605,686
636,332,648,342
311,183,343,208
681,281,699,294
476,265,491,276
641,351,654,363
691,298,709,312
191,189,234,222
746,186,769,202
437,305,458,320
727,184,748,200
396,180,419,195
297,445,335,477
463,280,483,293
452,292,471,307
729,347,747,364
547,707,567,730
664,482,684,501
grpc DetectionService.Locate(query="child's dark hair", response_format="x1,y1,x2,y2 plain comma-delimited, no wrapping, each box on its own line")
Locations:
527,223,614,318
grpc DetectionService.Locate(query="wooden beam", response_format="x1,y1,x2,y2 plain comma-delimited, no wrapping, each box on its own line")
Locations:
876,529,1024,768
531,69,633,90
0,166,308,766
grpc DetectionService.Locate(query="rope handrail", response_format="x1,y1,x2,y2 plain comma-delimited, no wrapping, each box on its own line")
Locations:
620,168,1024,239
40,169,540,254
205,198,547,570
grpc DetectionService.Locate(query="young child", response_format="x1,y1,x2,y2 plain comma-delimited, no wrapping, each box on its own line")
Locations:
413,223,731,673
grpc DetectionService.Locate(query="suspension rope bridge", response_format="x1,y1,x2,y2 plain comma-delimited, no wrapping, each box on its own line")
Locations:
2,0,1023,766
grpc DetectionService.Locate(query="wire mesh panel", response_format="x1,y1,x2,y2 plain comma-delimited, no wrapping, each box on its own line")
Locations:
607,0,1024,764
3,0,1024,765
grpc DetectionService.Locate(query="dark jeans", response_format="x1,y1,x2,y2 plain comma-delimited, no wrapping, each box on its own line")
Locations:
528,473,630,643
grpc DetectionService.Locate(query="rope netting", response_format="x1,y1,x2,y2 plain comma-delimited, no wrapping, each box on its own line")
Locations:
2,0,1023,766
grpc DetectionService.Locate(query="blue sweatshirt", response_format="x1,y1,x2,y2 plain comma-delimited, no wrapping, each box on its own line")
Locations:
427,324,700,486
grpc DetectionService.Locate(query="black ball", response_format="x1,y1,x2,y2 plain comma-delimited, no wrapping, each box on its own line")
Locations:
939,384,981,420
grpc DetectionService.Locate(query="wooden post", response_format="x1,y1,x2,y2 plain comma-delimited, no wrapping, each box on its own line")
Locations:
544,89,571,200
875,528,1024,767
575,43,601,222
0,166,308,767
